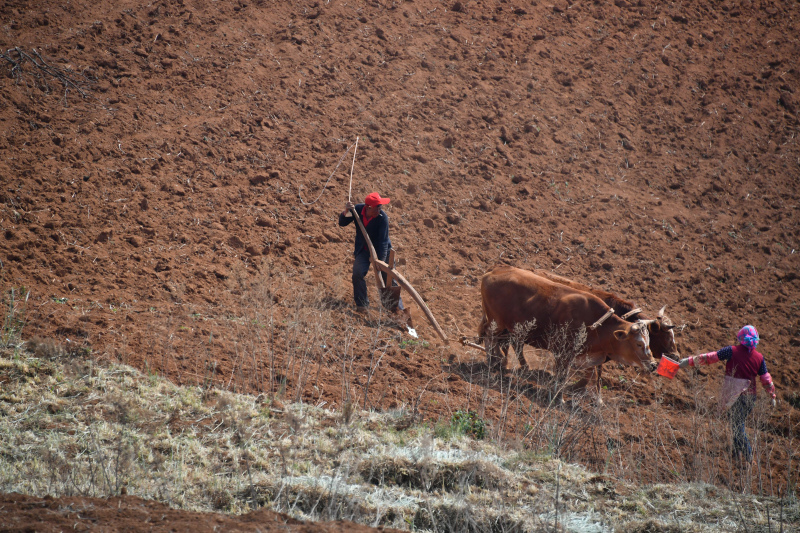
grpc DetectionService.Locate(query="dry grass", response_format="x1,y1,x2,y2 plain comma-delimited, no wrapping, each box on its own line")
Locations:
0,344,797,532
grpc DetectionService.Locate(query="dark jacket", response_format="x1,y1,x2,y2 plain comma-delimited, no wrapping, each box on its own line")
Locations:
338,204,391,260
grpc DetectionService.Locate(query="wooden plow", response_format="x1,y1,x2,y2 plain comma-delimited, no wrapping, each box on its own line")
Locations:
349,205,448,344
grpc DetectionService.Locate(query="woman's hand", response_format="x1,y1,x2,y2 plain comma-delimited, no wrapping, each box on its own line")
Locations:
678,357,692,369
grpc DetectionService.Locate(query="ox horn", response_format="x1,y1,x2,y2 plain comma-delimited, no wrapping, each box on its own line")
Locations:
658,305,667,317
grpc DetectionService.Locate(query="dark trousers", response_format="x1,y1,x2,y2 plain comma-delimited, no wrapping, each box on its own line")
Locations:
352,248,404,310
729,394,755,461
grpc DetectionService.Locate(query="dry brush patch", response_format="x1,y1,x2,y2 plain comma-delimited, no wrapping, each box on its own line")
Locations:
0,344,797,532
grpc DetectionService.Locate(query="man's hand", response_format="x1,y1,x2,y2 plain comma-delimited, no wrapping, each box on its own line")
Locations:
345,201,355,211
678,357,692,369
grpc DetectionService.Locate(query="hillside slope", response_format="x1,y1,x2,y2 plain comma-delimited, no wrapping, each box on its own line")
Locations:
1,0,799,511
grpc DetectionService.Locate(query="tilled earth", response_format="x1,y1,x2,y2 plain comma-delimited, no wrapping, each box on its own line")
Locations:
1,0,799,530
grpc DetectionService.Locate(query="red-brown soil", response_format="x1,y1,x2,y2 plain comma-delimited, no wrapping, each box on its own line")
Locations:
0,493,402,533
1,0,799,530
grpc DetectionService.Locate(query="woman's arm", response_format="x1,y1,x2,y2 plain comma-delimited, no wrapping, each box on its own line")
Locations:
758,359,777,401
678,347,729,368
688,351,721,366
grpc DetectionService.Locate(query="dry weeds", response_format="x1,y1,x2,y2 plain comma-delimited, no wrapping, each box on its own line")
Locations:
0,344,796,532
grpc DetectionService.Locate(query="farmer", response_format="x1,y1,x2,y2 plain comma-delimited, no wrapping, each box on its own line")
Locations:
339,192,407,319
679,325,777,463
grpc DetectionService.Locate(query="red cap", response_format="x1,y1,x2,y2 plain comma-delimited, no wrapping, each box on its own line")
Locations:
364,192,390,207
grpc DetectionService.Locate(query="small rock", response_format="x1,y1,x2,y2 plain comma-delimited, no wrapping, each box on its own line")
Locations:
256,218,274,228
779,92,796,114
95,230,113,243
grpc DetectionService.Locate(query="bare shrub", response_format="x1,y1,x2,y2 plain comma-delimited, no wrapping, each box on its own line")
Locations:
27,336,65,359
1,287,29,350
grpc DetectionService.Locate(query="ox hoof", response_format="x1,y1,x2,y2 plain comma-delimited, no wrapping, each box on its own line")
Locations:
486,358,504,371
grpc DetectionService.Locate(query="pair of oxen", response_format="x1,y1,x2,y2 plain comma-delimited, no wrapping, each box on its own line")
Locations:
477,266,680,402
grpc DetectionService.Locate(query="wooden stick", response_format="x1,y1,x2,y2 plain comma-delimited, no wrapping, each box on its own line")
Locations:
460,338,486,351
386,267,448,343
385,249,396,287
348,136,359,203
363,258,448,343
373,259,447,342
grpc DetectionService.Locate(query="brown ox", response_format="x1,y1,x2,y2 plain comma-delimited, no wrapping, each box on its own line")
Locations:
479,266,657,401
532,270,680,360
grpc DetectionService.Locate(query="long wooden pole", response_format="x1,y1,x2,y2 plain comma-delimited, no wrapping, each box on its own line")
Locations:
348,136,359,203
377,262,448,343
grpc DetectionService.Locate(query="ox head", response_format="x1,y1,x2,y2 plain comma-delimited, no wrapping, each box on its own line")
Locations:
639,306,679,360
612,321,657,372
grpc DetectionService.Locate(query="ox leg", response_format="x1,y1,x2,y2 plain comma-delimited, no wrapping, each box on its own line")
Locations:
562,356,606,404
574,357,605,404
479,315,503,371
500,338,512,371
572,367,603,404
594,364,604,404
484,338,505,371
479,315,495,370
552,355,572,404
511,339,529,372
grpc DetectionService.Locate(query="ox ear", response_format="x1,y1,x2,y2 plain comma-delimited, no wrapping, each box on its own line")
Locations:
614,330,628,340
658,305,667,318
664,324,676,331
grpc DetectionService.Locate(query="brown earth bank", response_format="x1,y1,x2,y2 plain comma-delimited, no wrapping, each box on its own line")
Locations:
1,0,799,529
0,492,402,533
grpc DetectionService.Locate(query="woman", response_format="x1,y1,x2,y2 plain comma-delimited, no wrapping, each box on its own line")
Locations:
679,325,777,462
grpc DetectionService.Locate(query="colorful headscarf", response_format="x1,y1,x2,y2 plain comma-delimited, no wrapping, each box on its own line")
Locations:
737,325,759,350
